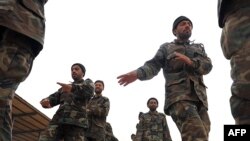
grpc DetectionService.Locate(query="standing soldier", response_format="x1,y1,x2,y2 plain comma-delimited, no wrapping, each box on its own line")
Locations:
117,16,212,141
87,80,110,141
135,97,172,141
39,63,94,141
0,1,47,140
218,0,250,124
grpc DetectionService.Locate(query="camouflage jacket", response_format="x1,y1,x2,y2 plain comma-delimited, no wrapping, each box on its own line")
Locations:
87,94,110,128
105,122,119,141
135,111,172,141
47,78,94,128
0,0,47,56
217,0,250,28
137,41,212,114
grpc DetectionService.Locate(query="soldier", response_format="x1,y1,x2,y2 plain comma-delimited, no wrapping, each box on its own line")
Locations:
86,80,110,141
105,122,119,141
39,63,94,141
0,1,47,140
134,97,172,141
117,16,212,141
218,0,250,124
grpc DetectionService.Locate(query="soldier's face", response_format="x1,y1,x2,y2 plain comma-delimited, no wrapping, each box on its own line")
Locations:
71,65,84,81
147,99,158,111
95,82,104,94
174,20,192,40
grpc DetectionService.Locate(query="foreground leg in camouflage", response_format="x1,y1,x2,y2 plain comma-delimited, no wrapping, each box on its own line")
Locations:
0,29,34,141
221,7,250,124
169,101,210,141
229,39,250,124
39,125,59,141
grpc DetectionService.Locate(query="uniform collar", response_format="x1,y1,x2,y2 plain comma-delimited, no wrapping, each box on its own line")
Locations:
174,39,191,45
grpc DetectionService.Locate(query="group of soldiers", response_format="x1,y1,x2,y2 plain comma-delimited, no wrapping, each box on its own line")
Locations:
39,63,118,141
0,0,250,141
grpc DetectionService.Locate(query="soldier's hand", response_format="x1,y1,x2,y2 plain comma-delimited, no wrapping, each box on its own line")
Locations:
40,98,51,108
117,70,138,86
57,82,72,93
174,52,193,66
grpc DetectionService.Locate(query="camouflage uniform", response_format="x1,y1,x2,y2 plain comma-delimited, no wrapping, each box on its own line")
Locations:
0,0,47,140
105,122,119,141
218,0,250,124
137,41,212,141
86,95,110,141
135,111,172,141
39,79,94,141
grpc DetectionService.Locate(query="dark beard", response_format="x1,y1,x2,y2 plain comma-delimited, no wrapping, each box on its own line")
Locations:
179,32,191,40
95,90,102,95
150,108,156,111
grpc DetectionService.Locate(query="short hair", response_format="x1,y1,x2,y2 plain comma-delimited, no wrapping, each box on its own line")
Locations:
95,80,104,88
147,97,158,105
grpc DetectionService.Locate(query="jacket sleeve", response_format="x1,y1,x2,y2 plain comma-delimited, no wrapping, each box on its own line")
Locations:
137,45,166,80
71,78,95,101
47,89,62,107
134,115,145,141
190,44,213,75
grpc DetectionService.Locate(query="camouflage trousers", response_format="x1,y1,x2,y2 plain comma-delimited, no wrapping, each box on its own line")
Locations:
168,101,210,141
39,124,88,141
221,7,250,124
0,28,34,141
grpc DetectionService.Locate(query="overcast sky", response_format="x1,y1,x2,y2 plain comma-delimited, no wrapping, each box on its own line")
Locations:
16,0,233,141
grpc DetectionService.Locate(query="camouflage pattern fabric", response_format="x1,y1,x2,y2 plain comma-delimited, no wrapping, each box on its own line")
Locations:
136,41,212,140
168,101,210,141
136,41,212,114
105,122,119,141
220,6,250,124
0,0,47,56
39,125,59,141
217,0,250,28
0,29,34,141
39,79,94,141
135,111,172,141
54,79,94,128
0,0,46,139
39,124,88,141
87,95,110,141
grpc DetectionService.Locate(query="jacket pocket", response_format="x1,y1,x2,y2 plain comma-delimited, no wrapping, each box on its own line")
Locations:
165,71,187,87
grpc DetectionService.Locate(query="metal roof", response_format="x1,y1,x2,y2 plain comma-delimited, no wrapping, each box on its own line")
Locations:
12,94,50,141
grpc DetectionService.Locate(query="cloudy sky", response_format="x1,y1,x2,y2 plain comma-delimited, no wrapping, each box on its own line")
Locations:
16,0,233,140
